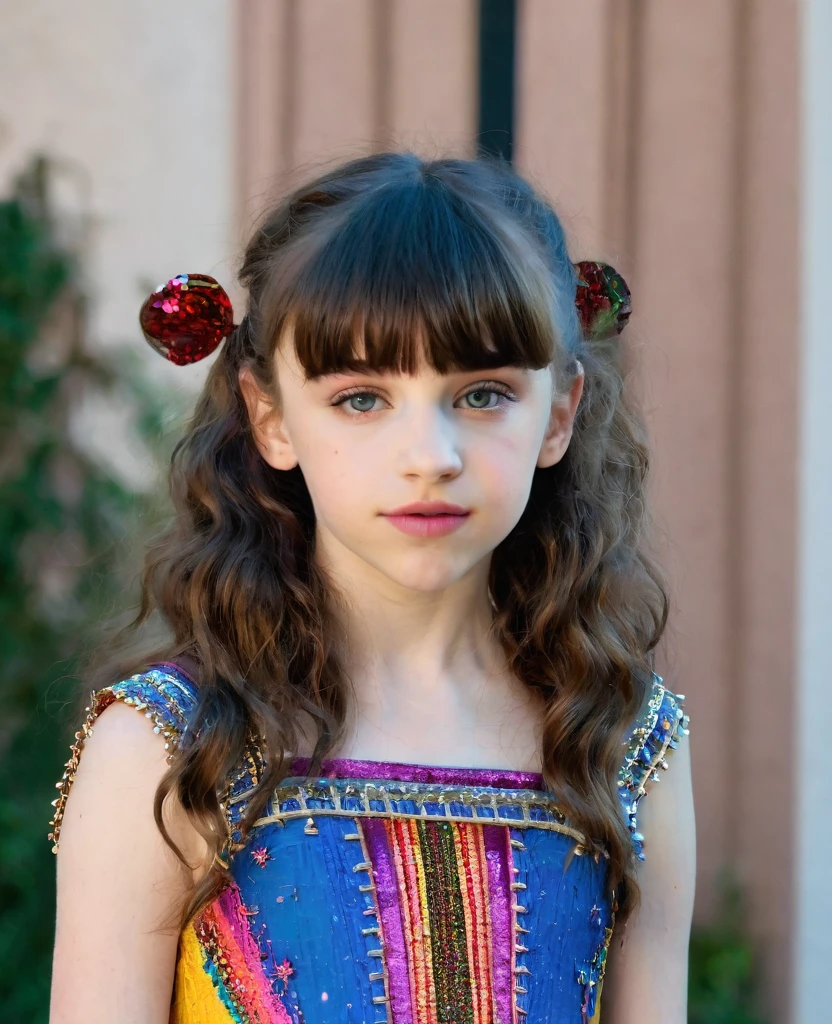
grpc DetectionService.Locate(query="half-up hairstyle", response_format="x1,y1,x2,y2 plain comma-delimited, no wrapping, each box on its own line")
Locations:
83,151,668,930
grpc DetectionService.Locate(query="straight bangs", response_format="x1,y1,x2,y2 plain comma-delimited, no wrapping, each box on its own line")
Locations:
260,173,564,379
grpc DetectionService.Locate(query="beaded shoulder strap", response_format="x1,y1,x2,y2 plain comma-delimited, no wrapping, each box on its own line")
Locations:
617,673,690,860
48,663,199,853
218,740,267,862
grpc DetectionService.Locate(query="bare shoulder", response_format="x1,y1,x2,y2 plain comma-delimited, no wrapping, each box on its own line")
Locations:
50,699,209,1024
59,699,209,867
602,706,696,1024
636,722,696,881
630,683,696,895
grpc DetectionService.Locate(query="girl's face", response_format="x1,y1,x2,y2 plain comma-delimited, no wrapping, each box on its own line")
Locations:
243,336,583,594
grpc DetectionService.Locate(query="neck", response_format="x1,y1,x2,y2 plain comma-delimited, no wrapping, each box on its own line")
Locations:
321,547,504,694
311,525,544,771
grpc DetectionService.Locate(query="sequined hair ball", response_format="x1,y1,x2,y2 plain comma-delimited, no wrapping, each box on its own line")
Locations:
139,274,236,366
573,261,632,342
138,263,630,366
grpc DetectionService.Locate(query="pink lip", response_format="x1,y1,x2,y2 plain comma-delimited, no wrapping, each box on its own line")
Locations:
381,501,471,538
385,501,469,516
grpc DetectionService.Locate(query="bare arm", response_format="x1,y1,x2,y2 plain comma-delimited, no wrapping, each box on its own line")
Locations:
50,701,209,1023
600,730,697,1023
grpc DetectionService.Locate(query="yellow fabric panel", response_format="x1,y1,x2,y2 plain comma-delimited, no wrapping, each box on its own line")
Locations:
169,923,235,1024
589,981,603,1022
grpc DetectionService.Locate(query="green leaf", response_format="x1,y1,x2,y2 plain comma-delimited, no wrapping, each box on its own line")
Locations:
0,155,175,1020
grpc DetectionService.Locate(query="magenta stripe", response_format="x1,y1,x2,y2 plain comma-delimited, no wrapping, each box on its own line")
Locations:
290,756,543,791
483,825,515,1024
215,884,293,1024
360,818,413,1024
154,659,198,687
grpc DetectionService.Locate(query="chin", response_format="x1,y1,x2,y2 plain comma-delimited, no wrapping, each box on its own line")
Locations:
378,554,477,593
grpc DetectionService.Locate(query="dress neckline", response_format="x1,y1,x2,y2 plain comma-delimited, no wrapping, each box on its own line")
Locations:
288,755,545,791
153,663,547,792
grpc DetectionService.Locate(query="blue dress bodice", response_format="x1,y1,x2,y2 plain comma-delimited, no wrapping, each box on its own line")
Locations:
49,663,689,1023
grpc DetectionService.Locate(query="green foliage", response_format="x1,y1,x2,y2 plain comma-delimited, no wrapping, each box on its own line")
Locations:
0,156,180,1019
688,873,769,1024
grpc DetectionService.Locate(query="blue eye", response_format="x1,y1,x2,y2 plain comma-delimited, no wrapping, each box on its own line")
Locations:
346,393,377,412
332,382,517,415
332,389,384,414
464,389,498,409
459,384,516,410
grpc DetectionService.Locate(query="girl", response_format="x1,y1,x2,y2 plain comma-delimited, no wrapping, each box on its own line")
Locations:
48,152,695,1024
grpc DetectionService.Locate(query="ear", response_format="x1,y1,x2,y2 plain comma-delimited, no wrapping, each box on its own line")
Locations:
238,367,299,471
536,363,585,469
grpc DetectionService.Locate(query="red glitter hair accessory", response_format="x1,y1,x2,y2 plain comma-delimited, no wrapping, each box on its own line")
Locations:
139,263,628,365
139,273,236,366
573,261,632,342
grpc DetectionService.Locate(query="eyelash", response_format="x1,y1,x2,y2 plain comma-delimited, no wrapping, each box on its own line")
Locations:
330,382,519,416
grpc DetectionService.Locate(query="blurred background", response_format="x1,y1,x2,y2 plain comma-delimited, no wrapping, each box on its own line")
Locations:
1,2,828,1021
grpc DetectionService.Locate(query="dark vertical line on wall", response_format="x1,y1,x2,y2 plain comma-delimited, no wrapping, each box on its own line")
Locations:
724,0,751,868
282,0,298,174
477,0,516,162
602,0,635,265
373,0,393,149
623,0,644,277
609,0,644,383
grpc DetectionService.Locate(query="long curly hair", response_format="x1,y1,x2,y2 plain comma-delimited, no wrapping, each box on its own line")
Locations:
89,151,668,931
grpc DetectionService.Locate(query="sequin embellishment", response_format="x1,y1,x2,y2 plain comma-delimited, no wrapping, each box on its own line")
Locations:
139,273,235,365
48,664,199,853
183,882,295,1023
618,675,690,859
252,846,273,868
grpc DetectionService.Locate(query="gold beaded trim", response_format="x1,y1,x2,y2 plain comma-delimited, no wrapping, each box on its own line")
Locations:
47,669,197,853
250,780,589,845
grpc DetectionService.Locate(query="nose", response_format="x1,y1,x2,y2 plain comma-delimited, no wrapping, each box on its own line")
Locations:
397,405,463,481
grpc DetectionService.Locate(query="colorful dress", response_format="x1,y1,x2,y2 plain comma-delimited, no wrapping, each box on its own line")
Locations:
49,664,689,1023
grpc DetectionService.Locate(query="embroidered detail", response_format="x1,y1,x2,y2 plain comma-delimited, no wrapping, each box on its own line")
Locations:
193,882,295,1023
508,829,531,1020
224,737,268,845
47,663,266,871
576,893,616,1024
360,816,505,1023
482,824,518,1021
452,822,494,1023
171,921,237,1023
248,779,588,845
389,817,437,1022
48,665,198,853
418,818,474,1019
351,820,393,1022
274,958,294,986
251,846,272,868
617,674,690,860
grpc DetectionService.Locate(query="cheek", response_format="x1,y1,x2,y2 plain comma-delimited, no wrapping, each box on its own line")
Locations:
293,431,376,519
473,427,542,510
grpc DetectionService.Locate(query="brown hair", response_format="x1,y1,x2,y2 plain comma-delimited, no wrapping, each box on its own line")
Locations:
89,151,668,929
